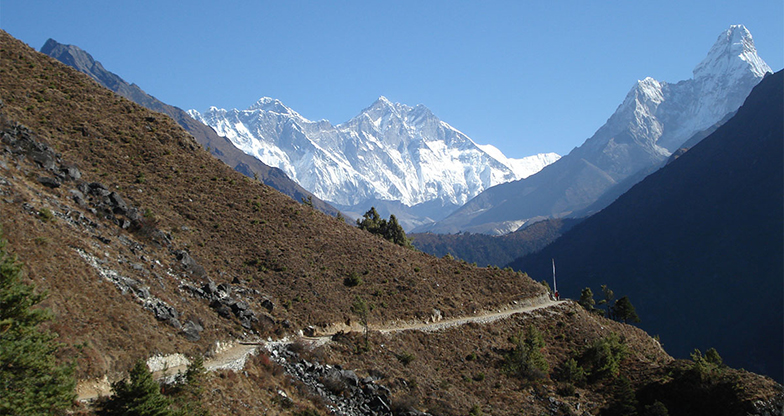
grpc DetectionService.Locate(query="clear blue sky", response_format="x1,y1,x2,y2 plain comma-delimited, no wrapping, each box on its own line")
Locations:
1,1,781,157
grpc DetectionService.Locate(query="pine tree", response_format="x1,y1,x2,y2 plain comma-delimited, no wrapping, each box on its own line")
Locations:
357,208,412,248
171,357,209,416
356,207,384,235
504,325,549,380
611,296,640,324
597,284,615,318
578,287,596,312
98,360,175,416
605,376,639,416
351,296,371,351
0,230,76,415
383,215,412,248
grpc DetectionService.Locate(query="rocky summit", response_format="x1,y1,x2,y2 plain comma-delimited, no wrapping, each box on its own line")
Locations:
421,25,772,235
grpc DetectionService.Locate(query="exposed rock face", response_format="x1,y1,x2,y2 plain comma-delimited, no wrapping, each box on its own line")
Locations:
265,340,426,416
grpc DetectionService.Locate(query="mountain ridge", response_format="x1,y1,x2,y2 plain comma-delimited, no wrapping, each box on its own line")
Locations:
1,29,781,415
190,95,559,230
40,38,340,218
510,69,784,381
420,24,772,235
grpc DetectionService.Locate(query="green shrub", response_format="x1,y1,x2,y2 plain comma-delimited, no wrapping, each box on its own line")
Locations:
38,207,55,222
580,333,628,381
395,351,416,366
689,348,725,381
557,358,587,386
503,325,549,380
343,272,363,287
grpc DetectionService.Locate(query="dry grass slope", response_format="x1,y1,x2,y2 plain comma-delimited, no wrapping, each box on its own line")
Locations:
0,31,779,415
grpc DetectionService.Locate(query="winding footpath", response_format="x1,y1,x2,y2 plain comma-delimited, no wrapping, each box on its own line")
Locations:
76,297,565,402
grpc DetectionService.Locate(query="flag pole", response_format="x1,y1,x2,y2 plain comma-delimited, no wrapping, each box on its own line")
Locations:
552,258,557,294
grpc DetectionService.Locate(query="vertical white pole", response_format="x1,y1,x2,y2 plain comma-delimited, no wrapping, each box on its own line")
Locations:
552,258,557,293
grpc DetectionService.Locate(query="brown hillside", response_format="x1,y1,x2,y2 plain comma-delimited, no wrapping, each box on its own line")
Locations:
1,30,780,415
0,29,543,375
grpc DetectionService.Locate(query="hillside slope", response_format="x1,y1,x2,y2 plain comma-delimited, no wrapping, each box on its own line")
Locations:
511,70,784,381
40,38,339,217
0,30,780,415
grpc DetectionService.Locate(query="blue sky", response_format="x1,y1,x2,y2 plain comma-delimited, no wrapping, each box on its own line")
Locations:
1,1,781,158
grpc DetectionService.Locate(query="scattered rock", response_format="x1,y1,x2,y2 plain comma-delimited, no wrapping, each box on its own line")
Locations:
181,320,203,342
174,249,206,277
61,165,81,180
265,342,406,416
37,176,60,188
260,297,275,312
69,189,86,206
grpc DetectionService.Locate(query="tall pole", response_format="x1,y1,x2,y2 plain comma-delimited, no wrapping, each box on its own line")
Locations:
552,258,557,294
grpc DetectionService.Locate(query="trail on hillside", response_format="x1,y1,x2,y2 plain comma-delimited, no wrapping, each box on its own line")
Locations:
378,299,565,334
77,297,564,402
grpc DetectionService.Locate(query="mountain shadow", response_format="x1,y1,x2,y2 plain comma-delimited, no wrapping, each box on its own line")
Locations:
509,70,784,382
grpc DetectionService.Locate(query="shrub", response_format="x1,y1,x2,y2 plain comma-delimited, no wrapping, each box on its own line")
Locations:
503,325,549,380
557,358,587,386
395,351,416,366
343,272,363,287
689,347,725,381
97,360,174,416
580,333,628,381
557,382,577,397
38,207,55,222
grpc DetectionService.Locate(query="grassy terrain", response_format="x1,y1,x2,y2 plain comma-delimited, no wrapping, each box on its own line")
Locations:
0,30,779,415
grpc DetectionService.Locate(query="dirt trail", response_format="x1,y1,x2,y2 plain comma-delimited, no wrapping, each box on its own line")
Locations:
76,297,564,402
378,299,566,334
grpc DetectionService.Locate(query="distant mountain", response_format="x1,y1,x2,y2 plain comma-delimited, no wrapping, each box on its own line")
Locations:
3,29,781,415
40,39,339,217
411,217,581,267
510,70,784,381
190,97,559,230
421,25,772,235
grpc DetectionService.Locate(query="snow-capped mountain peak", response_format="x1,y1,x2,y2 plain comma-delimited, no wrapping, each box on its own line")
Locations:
693,24,772,80
247,97,301,117
423,25,772,235
190,97,559,225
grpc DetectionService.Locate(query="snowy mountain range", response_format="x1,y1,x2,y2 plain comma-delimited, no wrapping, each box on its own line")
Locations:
419,24,772,235
189,97,559,229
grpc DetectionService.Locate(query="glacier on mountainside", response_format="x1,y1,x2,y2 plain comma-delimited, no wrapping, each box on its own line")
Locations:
419,24,773,235
189,96,559,217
